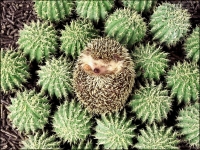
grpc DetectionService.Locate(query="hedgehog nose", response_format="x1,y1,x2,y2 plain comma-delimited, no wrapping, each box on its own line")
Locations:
93,68,100,73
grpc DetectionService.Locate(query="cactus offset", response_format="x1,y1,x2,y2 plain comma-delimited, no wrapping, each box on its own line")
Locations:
1,49,30,93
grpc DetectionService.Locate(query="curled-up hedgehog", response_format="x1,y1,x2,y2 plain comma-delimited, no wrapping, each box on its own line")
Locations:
73,37,135,114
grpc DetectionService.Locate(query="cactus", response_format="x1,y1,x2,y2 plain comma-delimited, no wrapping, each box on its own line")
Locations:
105,8,147,48
37,56,72,99
166,61,199,104
150,2,191,47
129,82,172,124
17,20,58,62
131,42,169,80
177,102,199,148
0,49,30,93
76,0,114,22
135,123,179,149
122,0,157,13
60,19,99,58
72,140,93,150
94,110,136,149
34,0,73,22
184,26,200,63
7,89,50,134
52,100,92,144
21,132,60,149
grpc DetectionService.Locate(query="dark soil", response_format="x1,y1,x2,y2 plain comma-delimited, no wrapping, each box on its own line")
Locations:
0,0,199,149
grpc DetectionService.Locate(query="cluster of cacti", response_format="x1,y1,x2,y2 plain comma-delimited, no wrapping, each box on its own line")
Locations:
94,110,136,149
131,42,169,80
21,132,60,149
135,123,179,149
17,20,58,62
129,82,172,124
177,102,200,148
150,2,191,47
105,8,147,48
166,61,199,104
122,0,157,13
7,89,50,133
52,99,92,144
34,0,73,22
37,56,72,99
76,0,114,22
1,49,30,93
184,26,200,63
60,19,99,58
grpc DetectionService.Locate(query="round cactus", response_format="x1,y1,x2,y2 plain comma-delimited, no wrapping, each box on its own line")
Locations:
21,132,60,149
177,102,200,148
129,82,172,124
105,8,147,48
1,49,30,93
37,56,72,99
94,110,136,149
135,123,179,149
17,20,58,62
76,0,114,22
184,26,200,63
166,61,199,104
60,19,99,58
34,0,73,22
122,0,157,13
7,89,50,134
131,42,169,80
52,100,92,144
150,2,191,47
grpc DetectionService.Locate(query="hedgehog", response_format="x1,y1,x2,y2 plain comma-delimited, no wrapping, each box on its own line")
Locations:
73,37,135,114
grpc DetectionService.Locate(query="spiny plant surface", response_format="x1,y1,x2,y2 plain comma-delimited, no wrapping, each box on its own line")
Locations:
52,99,92,144
17,20,58,62
0,49,30,93
131,42,169,80
76,0,114,22
21,132,60,149
135,123,179,149
166,61,199,104
37,56,72,99
105,8,147,48
34,0,73,22
150,2,191,47
7,89,50,134
94,110,136,149
177,102,200,148
72,140,93,150
60,19,99,58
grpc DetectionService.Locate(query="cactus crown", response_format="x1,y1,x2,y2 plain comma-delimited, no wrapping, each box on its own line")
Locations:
17,20,58,62
37,56,72,99
7,89,50,134
1,49,30,93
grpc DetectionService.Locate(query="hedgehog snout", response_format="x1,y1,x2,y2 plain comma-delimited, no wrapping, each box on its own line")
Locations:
93,68,100,73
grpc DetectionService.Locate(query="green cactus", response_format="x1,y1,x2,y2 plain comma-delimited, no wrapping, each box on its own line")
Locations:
105,8,147,48
131,42,169,80
21,132,60,149
60,19,99,58
184,26,200,63
150,2,191,47
0,49,30,93
129,82,172,124
52,100,92,144
166,61,199,104
75,0,114,22
177,102,200,148
72,140,93,150
17,20,58,62
122,0,157,13
34,0,73,22
7,89,50,134
94,110,136,149
135,123,179,149
37,56,72,99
